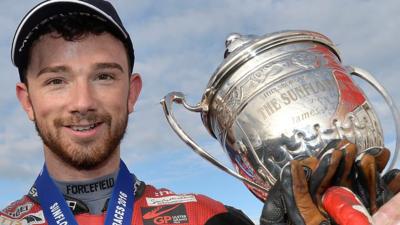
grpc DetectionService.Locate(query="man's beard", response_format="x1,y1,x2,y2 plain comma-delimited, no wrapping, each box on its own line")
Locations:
34,111,128,170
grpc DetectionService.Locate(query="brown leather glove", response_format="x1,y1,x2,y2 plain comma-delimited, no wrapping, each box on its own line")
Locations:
260,139,400,225
260,156,329,225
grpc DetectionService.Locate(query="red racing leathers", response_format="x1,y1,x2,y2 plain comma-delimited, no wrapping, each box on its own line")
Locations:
0,180,254,225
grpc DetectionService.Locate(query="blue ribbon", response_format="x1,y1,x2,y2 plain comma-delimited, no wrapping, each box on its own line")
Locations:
35,160,135,225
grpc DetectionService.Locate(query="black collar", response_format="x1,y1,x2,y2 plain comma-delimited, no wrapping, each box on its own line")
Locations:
27,178,146,215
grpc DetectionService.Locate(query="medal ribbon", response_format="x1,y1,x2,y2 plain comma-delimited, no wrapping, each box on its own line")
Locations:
35,160,135,225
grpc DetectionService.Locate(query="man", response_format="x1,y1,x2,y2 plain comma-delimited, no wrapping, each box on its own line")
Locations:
0,0,253,224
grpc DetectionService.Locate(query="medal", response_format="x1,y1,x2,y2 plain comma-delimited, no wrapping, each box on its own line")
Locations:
35,160,135,225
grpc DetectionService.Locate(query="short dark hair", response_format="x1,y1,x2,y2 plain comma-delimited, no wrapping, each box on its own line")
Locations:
19,13,132,83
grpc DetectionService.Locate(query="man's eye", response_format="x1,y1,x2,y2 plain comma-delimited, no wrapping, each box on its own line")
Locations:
97,73,114,80
46,79,64,85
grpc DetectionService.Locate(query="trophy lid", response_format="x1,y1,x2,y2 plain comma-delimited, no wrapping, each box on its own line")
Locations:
201,30,342,138
208,30,341,93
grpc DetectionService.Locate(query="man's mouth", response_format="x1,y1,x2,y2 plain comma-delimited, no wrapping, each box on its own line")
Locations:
67,123,102,132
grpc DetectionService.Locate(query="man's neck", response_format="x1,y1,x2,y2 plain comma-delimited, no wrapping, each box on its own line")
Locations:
43,148,121,182
54,171,118,215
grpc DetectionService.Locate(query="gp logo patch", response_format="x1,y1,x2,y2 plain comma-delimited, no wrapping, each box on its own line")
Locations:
141,204,188,225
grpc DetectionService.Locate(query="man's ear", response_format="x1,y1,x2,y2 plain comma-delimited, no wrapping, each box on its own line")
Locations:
128,73,142,114
16,83,35,121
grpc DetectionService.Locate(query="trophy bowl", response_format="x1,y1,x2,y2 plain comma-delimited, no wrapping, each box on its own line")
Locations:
161,30,400,201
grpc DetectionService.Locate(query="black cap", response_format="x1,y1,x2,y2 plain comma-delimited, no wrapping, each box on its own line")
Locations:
11,0,134,81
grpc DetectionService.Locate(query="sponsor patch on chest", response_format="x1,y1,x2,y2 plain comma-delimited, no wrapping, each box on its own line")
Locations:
2,202,33,219
146,194,197,206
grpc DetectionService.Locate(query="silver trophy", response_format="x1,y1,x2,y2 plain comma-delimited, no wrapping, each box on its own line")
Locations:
161,30,400,201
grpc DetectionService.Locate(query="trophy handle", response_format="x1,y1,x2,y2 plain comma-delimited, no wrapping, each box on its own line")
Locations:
160,91,268,192
347,66,400,170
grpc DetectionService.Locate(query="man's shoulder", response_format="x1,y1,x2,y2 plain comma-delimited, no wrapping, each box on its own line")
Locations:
0,195,46,225
135,183,254,225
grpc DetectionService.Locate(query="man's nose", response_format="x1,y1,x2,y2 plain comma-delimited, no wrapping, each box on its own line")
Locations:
68,81,97,115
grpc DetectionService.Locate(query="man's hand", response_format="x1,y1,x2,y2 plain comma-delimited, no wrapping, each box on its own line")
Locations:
310,140,395,214
260,139,399,225
260,156,330,225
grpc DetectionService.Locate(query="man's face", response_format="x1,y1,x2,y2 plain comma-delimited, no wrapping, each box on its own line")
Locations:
16,32,141,170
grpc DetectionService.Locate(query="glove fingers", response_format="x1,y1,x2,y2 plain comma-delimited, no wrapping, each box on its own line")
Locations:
298,156,319,171
261,183,287,225
356,147,394,213
309,148,343,212
336,141,357,187
382,169,400,194
357,151,378,213
371,147,390,173
283,160,329,225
